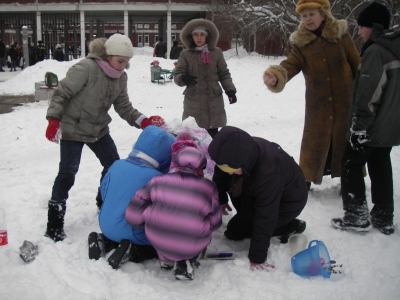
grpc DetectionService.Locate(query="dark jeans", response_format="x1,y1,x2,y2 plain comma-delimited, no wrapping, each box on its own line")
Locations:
207,128,219,139
341,143,393,218
51,133,120,202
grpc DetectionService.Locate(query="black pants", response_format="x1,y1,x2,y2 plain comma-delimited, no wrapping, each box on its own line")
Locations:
341,143,393,219
207,128,219,139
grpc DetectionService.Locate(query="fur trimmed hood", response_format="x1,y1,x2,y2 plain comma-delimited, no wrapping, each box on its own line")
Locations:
87,37,130,69
290,14,349,48
180,18,219,50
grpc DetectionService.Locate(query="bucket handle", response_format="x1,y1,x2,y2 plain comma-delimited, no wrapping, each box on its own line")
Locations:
308,240,318,248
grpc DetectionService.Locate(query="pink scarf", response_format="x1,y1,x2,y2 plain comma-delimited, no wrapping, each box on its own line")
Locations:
195,44,212,65
95,59,124,78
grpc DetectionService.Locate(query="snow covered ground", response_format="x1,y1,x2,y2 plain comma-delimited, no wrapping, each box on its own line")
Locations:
0,46,399,300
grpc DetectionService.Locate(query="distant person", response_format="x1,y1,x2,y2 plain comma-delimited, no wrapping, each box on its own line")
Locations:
263,0,360,190
8,44,17,72
332,2,400,235
169,40,182,59
44,33,165,242
153,37,167,58
28,42,37,66
174,18,237,139
150,60,169,83
208,126,308,271
53,44,64,62
36,40,46,61
0,39,5,72
126,132,222,280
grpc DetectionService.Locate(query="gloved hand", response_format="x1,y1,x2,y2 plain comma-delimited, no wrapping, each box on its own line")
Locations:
250,262,276,271
220,203,233,215
45,118,61,144
226,91,237,104
181,75,197,87
140,115,165,130
350,129,369,153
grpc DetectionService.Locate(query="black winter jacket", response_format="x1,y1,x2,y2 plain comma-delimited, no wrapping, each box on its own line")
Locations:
348,24,400,147
209,126,308,263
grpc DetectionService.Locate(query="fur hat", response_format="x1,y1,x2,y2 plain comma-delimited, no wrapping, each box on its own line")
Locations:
296,0,330,14
357,1,391,30
104,33,134,58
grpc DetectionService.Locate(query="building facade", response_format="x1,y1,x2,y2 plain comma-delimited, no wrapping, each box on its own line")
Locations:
0,0,211,60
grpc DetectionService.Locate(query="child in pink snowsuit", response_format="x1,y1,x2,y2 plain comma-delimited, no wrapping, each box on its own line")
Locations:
125,132,222,280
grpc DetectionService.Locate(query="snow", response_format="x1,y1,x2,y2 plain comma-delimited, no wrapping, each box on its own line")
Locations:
0,46,399,300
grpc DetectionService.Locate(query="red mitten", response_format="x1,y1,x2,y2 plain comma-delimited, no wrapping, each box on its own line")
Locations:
45,118,61,143
140,116,165,129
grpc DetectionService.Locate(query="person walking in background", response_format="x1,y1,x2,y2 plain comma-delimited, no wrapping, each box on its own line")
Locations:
332,2,399,235
36,40,46,61
0,39,5,72
8,44,17,72
44,33,165,242
53,44,64,62
174,18,237,139
153,37,167,58
89,126,176,269
263,0,360,190
169,40,182,59
126,132,222,280
208,126,308,271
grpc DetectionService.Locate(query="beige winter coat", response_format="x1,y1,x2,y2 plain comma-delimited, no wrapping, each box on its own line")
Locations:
174,19,236,130
46,38,144,143
264,15,360,184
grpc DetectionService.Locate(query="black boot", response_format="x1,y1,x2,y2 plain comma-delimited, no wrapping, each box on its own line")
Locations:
332,199,372,232
45,199,66,242
108,240,158,269
275,219,306,244
96,187,103,210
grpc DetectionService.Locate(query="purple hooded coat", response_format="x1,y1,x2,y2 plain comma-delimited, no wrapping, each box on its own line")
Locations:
125,133,222,262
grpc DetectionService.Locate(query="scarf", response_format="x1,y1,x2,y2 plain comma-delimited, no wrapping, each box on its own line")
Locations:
195,44,212,65
95,59,124,78
311,21,326,37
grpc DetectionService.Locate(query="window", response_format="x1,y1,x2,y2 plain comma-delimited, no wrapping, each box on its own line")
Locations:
144,24,149,29
137,24,143,29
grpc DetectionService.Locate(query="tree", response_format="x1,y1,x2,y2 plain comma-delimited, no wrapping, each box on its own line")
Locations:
207,0,400,55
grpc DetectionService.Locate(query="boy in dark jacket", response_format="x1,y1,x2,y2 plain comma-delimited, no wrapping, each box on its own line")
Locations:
332,2,400,235
208,126,308,271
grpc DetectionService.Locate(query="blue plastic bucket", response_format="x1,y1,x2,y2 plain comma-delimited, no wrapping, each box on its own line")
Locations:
291,240,332,278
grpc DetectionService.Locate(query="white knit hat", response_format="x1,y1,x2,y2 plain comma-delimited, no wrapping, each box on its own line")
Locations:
104,33,134,58
191,26,208,35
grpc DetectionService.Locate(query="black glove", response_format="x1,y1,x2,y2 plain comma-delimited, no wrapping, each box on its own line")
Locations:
181,75,197,87
349,129,369,153
226,91,237,104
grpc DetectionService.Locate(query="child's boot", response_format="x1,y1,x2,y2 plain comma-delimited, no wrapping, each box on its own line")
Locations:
332,199,372,232
173,259,195,280
44,199,66,242
370,205,394,235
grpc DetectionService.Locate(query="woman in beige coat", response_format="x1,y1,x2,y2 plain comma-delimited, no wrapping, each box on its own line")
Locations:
264,0,360,188
174,18,237,138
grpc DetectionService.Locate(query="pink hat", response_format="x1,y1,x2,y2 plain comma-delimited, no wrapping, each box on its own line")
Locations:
153,60,159,64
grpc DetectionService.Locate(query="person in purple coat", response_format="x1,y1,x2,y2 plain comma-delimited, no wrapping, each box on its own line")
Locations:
125,132,222,280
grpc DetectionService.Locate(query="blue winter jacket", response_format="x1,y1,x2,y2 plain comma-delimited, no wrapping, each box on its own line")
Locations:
98,126,175,244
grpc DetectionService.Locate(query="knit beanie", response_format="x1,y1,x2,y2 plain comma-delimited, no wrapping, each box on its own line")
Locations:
104,33,134,58
357,2,391,29
296,0,331,13
191,26,208,35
